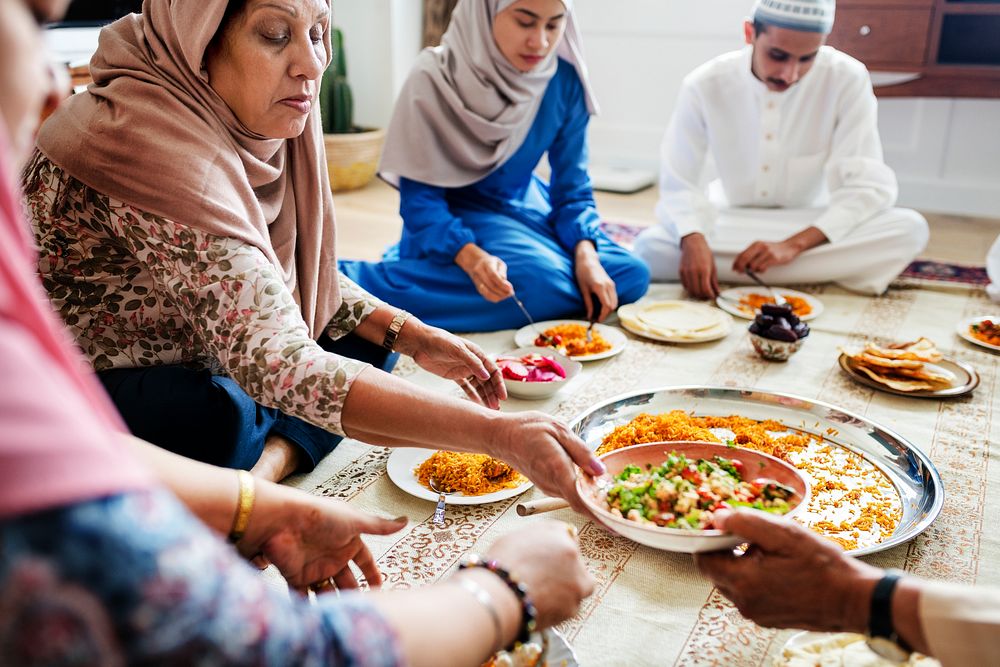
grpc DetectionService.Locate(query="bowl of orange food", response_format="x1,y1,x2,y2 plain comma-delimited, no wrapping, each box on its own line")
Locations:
577,441,809,553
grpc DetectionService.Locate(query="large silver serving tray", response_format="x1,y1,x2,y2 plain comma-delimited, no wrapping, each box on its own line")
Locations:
569,386,944,557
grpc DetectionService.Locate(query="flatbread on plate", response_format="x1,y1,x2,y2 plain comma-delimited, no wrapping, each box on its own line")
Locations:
853,364,935,392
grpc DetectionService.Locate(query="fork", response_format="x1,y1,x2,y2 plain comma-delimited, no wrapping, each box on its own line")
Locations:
511,293,556,346
428,477,453,527
585,292,601,342
745,269,787,306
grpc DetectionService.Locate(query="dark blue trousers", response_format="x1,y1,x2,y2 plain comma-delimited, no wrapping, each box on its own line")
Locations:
98,333,398,472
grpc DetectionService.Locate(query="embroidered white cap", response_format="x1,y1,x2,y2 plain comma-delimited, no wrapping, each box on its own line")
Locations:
752,0,836,34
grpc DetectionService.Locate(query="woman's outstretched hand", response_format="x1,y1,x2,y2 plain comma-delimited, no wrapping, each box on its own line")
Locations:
482,520,595,629
489,410,605,518
395,318,507,409
239,485,408,593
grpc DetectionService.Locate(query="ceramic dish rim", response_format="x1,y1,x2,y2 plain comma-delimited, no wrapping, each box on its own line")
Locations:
837,352,979,399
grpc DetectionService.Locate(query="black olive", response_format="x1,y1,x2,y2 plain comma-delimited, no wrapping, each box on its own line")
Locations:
761,303,793,318
766,324,798,342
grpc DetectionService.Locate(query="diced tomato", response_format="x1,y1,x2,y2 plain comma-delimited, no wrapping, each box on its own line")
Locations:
681,468,704,484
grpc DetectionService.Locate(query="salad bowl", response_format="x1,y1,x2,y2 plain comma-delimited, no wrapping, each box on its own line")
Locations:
577,441,809,553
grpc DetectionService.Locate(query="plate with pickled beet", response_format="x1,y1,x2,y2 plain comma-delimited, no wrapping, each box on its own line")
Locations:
717,286,823,322
514,320,628,361
495,347,582,399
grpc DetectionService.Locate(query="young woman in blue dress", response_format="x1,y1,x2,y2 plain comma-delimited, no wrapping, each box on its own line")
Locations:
340,0,650,332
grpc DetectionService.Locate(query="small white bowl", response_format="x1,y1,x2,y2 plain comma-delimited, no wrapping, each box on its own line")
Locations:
496,346,582,400
749,331,805,362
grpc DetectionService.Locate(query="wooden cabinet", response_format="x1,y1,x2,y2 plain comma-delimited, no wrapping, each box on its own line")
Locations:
827,0,1000,98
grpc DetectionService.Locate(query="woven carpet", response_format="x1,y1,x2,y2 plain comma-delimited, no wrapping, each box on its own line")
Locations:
598,220,991,287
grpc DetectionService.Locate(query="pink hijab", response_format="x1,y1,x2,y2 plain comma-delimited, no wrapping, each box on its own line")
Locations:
0,125,153,520
36,0,340,338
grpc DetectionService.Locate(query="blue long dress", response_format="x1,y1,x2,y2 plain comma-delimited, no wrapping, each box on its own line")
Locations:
339,59,650,332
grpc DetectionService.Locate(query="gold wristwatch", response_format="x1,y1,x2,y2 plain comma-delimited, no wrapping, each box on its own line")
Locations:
382,310,410,351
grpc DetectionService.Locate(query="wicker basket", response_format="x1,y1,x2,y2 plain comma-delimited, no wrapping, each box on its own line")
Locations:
323,128,386,192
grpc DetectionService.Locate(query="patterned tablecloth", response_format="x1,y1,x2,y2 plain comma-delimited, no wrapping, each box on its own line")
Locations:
286,282,1000,666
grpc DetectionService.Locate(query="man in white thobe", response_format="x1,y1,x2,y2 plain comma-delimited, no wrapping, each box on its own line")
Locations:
635,0,928,297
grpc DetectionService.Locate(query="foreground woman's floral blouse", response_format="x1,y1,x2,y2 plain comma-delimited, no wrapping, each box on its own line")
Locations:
24,154,383,436
0,490,402,666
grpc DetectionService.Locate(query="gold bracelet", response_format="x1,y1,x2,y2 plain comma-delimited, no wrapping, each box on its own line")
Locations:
228,470,255,544
382,310,410,351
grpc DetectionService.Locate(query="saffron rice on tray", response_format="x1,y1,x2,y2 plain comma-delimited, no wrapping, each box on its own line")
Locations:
598,411,902,551
414,451,525,496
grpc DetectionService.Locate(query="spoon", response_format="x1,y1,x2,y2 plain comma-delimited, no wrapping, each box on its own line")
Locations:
745,269,787,306
428,477,453,527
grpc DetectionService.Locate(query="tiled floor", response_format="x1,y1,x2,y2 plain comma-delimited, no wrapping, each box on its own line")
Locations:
333,179,1000,266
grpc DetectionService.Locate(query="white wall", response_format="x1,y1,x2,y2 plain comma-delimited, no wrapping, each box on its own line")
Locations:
335,0,422,129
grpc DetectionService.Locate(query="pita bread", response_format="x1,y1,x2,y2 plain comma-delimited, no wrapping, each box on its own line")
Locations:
619,302,730,342
894,363,956,386
857,353,924,370
636,302,724,332
853,364,935,392
875,337,942,362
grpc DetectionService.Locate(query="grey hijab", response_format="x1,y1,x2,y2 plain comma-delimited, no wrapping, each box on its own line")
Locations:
379,0,598,188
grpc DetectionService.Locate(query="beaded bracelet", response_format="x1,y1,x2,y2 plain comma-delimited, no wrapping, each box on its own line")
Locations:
458,553,537,650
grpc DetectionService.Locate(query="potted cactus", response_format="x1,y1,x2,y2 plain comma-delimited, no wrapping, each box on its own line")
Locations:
320,27,386,192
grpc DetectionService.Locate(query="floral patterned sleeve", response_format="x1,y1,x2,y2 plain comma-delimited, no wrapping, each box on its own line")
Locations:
326,274,385,340
0,489,404,666
115,207,368,436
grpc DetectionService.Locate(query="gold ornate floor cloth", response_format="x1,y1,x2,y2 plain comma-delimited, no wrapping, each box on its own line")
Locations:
286,282,1000,666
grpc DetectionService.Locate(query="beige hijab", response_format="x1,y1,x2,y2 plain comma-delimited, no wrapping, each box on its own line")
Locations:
36,0,340,338
379,0,598,189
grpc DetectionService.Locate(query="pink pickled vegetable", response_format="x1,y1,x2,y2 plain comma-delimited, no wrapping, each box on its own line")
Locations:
496,354,567,383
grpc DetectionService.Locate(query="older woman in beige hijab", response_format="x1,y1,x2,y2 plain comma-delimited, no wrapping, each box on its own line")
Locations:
340,0,650,332
3,4,594,665
25,0,604,512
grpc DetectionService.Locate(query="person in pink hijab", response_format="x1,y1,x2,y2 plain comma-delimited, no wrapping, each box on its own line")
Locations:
0,2,593,664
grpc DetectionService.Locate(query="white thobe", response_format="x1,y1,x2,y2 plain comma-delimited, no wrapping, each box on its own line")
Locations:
986,235,1000,302
635,46,928,295
919,581,1000,666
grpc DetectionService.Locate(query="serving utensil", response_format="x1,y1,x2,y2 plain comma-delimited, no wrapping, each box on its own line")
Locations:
517,497,571,516
745,269,786,306
428,477,453,527
511,294,556,346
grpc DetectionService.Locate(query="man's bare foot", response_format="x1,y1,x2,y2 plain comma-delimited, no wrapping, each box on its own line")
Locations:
250,434,302,482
